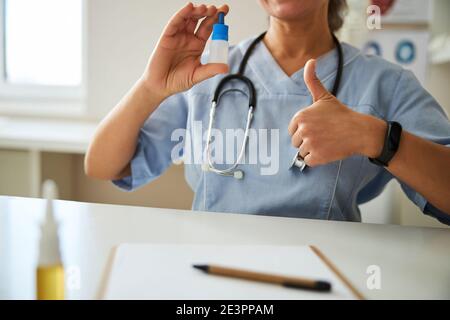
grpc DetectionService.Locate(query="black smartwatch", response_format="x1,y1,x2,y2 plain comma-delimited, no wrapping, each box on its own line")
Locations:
369,121,402,167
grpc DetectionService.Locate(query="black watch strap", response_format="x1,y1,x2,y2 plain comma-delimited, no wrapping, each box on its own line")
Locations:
369,121,402,167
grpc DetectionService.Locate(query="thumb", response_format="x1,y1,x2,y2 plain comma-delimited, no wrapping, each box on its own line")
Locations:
304,59,329,102
193,63,229,84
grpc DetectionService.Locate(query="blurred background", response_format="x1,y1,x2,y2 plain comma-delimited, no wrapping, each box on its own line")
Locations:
0,0,448,227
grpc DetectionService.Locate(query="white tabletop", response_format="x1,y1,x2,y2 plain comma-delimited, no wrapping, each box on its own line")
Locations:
0,195,449,300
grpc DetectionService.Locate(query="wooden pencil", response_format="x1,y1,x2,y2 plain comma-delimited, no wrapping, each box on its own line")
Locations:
193,264,332,292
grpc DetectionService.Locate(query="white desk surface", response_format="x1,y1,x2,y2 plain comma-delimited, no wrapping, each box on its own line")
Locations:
0,195,449,300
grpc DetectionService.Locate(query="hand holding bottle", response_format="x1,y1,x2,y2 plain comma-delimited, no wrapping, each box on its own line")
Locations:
142,3,229,100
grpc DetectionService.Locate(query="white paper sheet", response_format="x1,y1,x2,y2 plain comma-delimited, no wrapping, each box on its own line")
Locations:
103,244,356,300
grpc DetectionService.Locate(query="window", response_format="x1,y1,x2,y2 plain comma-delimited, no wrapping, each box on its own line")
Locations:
0,0,85,102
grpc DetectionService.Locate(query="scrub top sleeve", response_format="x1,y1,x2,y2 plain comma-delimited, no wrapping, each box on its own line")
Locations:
387,69,450,224
112,92,188,191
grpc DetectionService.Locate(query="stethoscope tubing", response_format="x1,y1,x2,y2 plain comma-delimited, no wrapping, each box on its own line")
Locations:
204,31,344,179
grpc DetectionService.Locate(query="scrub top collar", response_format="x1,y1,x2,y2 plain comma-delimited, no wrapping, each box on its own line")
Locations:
237,36,360,96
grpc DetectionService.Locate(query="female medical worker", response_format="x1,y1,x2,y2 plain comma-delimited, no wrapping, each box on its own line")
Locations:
85,1,450,224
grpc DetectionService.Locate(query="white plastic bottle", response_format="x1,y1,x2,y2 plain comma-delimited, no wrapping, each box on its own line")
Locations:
209,12,229,65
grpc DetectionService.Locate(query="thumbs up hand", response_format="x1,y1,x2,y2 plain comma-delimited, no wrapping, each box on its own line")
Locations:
288,59,386,167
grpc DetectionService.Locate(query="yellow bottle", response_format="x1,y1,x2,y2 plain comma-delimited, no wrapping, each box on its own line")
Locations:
37,265,64,300
37,180,64,300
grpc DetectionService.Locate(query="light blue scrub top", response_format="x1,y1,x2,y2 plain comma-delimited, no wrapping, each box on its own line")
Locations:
114,37,450,225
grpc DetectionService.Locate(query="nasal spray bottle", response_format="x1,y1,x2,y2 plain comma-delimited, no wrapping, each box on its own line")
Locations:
209,12,229,64
36,180,64,300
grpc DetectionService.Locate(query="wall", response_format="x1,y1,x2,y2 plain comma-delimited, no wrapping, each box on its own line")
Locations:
0,150,33,196
428,0,450,113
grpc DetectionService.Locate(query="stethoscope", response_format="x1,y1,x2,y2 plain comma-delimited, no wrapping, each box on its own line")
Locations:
203,31,344,179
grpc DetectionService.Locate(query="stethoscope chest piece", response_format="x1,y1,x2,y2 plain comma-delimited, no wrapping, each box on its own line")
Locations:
291,153,307,172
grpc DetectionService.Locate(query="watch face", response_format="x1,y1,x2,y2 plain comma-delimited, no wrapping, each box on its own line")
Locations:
388,122,402,151
372,121,402,167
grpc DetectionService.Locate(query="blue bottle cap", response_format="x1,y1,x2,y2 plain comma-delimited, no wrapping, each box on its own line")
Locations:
212,12,228,41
